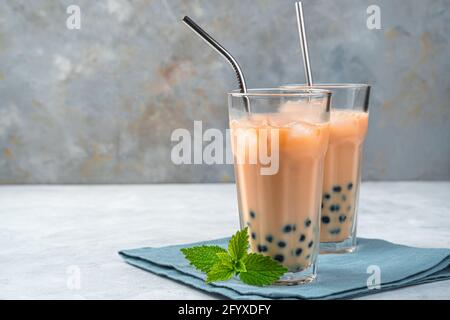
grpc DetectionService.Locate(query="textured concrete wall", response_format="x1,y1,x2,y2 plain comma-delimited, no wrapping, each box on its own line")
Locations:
0,0,449,183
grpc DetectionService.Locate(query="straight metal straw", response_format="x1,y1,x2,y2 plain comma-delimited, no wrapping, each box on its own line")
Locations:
295,2,313,86
182,16,250,112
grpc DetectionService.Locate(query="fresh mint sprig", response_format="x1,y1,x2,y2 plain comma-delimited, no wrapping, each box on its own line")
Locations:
180,227,288,286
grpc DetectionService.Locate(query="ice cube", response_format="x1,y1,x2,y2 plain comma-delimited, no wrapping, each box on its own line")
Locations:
290,122,314,137
279,100,325,123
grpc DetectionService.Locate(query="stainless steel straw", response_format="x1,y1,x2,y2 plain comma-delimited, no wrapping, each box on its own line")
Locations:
295,2,313,86
182,16,250,112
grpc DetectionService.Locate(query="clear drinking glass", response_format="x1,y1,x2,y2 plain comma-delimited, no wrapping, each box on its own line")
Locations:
284,84,370,253
228,88,331,284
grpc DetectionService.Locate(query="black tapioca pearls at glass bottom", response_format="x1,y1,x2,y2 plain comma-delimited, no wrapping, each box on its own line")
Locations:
249,211,256,219
299,234,306,242
293,248,302,256
308,241,314,248
304,218,311,227
333,185,342,193
330,204,340,212
347,182,353,190
257,244,268,253
277,241,286,248
251,232,256,240
283,224,296,233
339,215,347,223
321,216,330,224
274,254,284,263
265,235,273,243
330,228,341,235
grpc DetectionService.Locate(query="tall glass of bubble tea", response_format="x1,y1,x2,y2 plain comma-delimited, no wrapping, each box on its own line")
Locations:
284,84,370,253
228,88,331,284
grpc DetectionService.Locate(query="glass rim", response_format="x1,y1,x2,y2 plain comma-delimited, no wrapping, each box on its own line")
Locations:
282,83,370,90
228,87,332,98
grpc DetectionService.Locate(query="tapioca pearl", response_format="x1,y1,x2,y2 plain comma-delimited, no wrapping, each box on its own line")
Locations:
305,218,311,227
323,193,331,200
347,205,352,212
330,204,340,212
308,241,313,248
292,224,297,231
283,224,294,233
274,254,284,263
333,185,342,193
265,235,273,243
347,182,353,190
305,254,311,260
339,215,347,223
330,227,341,235
321,216,330,224
250,211,256,219
341,194,347,201
321,202,324,209
299,234,306,242
257,244,268,252
278,241,286,248
251,232,256,240
294,248,303,256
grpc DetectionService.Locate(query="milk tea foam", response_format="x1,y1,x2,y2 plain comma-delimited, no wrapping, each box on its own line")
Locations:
320,110,369,242
230,107,329,271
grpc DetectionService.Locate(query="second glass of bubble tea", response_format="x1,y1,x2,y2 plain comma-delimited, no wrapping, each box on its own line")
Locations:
284,84,370,253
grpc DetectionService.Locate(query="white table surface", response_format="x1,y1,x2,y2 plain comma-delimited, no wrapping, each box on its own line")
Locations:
0,182,449,300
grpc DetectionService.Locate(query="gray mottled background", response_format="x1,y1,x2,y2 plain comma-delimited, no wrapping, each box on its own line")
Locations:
0,0,449,183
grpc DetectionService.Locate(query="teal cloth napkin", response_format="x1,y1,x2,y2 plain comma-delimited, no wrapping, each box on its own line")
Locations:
119,238,450,299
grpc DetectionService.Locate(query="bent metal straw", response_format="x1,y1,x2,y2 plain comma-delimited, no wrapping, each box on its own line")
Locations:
182,16,250,112
295,2,313,87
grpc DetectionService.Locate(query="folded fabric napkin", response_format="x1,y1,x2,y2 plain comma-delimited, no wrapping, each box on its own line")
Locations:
119,238,450,299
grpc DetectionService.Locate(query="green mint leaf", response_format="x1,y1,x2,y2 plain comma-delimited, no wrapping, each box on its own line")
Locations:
181,228,287,287
234,259,247,273
239,253,288,286
228,227,249,262
217,252,246,274
216,252,233,266
206,261,234,283
180,245,227,273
